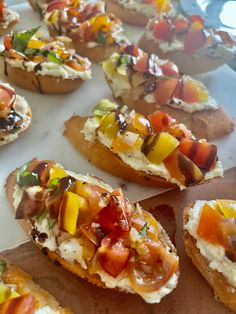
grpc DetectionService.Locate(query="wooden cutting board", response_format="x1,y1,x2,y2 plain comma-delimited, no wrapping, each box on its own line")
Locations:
2,168,236,314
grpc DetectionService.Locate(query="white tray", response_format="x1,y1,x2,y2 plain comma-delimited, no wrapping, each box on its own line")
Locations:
0,2,235,250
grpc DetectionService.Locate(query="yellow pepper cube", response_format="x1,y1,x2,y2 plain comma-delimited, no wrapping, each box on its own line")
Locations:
0,283,10,304
98,112,121,139
143,132,179,164
216,200,236,218
112,131,143,153
58,191,82,235
49,165,68,182
28,39,45,49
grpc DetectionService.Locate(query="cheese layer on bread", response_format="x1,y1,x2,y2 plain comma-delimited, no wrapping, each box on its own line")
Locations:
1,28,92,80
103,50,219,113
12,159,179,304
185,200,236,288
82,99,223,189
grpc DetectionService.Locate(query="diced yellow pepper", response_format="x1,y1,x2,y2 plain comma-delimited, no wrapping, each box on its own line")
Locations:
143,132,179,164
9,290,20,300
0,283,9,304
28,39,45,49
32,55,45,63
98,112,121,138
112,131,143,152
49,11,59,25
155,0,172,15
216,200,236,218
90,15,110,33
128,113,152,138
58,191,82,235
49,165,68,182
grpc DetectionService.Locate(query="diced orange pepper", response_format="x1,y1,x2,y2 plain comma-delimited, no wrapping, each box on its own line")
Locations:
28,39,45,49
112,131,143,153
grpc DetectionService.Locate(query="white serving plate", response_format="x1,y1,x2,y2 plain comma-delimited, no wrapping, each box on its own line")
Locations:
0,2,235,250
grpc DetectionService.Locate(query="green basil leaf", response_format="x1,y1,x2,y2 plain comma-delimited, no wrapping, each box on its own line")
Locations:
48,217,56,229
120,54,131,65
48,178,59,190
17,171,40,187
47,52,62,64
139,223,148,237
0,260,7,275
12,26,41,53
16,162,29,185
92,99,119,117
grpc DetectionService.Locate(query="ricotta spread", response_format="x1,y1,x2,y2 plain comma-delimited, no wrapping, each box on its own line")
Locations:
36,306,59,314
116,0,156,18
185,200,236,288
82,117,223,189
6,58,91,80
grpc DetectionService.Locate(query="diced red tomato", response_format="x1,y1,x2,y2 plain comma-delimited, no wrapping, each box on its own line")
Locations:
79,220,106,247
179,139,217,171
174,17,189,34
98,233,130,277
129,239,178,293
121,44,141,57
184,29,206,54
134,56,148,72
153,19,173,41
0,294,35,314
0,2,4,20
4,35,13,50
161,61,179,78
98,189,132,233
147,111,175,133
154,78,178,105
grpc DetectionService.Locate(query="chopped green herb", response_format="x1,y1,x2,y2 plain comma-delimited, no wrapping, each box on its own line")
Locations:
48,178,59,190
97,32,107,44
47,51,62,64
92,99,118,117
12,26,40,53
17,171,39,187
36,208,48,224
120,54,131,65
48,217,56,229
139,223,148,237
16,162,29,184
0,260,7,275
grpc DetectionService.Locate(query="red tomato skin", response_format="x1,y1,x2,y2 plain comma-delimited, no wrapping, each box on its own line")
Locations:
0,294,35,314
148,111,175,133
153,19,173,41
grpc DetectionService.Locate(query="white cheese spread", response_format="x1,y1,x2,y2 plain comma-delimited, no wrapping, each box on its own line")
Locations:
36,306,59,314
116,0,156,18
6,58,91,80
1,7,19,29
185,200,236,288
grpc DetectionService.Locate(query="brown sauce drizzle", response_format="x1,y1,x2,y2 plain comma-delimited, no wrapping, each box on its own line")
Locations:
141,134,160,156
0,110,23,131
178,153,202,186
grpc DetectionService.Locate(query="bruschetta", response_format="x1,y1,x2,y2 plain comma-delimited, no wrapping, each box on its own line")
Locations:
64,99,223,190
138,14,236,74
6,159,180,304
0,27,92,94
44,0,129,63
0,82,31,146
184,200,236,313
0,257,72,313
0,1,20,36
104,0,173,27
103,45,234,140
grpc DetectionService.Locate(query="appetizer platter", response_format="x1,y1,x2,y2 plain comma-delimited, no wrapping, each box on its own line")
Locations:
0,1,236,313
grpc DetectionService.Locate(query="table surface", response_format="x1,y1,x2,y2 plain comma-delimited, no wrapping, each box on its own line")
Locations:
0,1,236,251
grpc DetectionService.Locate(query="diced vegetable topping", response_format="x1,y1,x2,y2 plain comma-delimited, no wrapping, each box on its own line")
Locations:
0,293,35,313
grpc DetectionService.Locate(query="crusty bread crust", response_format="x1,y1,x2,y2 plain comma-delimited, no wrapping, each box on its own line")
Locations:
0,257,72,313
1,58,83,94
47,26,121,64
105,77,235,140
138,34,233,75
64,115,176,188
105,0,149,26
183,203,236,313
0,102,32,146
5,167,179,297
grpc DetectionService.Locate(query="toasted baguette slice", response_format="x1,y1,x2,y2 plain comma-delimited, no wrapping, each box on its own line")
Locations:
104,0,149,26
6,161,179,304
2,61,84,94
0,257,72,313
0,82,32,146
64,115,175,188
184,201,236,313
106,77,235,140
